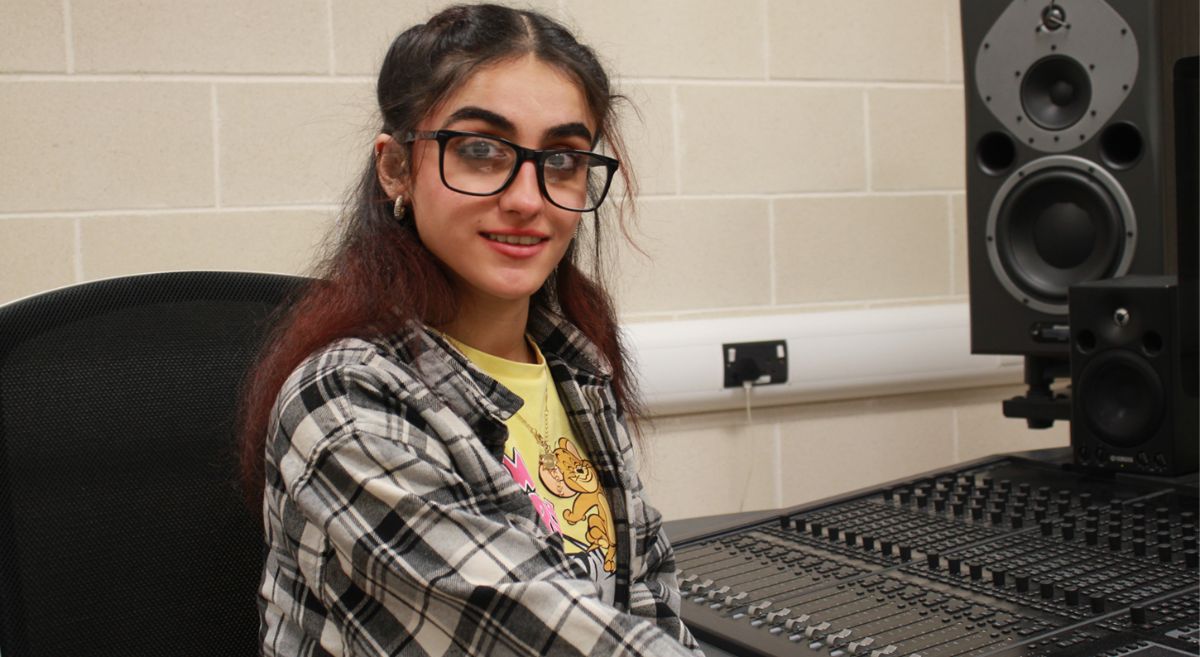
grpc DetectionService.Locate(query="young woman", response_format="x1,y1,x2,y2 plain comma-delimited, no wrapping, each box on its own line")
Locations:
239,5,702,655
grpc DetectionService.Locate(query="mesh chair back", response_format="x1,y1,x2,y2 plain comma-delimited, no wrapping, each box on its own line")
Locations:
0,271,306,657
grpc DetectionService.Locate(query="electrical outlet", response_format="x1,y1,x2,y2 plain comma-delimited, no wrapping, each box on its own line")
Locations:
723,340,788,388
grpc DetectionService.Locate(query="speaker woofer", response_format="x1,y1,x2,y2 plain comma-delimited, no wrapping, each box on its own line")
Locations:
1077,350,1165,448
987,155,1137,314
1021,55,1093,131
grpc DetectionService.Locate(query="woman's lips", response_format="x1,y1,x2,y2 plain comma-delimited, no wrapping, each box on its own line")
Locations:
480,231,549,258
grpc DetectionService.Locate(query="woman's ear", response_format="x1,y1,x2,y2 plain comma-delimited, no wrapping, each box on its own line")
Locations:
374,133,408,200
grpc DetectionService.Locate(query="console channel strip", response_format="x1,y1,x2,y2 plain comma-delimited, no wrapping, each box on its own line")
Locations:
674,455,1199,657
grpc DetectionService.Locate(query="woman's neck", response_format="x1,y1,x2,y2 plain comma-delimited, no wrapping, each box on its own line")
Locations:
439,293,535,364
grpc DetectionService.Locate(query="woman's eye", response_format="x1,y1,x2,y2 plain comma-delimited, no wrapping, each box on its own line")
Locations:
457,139,505,160
545,152,580,173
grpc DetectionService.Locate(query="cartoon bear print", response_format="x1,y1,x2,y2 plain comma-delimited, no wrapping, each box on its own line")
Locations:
553,437,617,573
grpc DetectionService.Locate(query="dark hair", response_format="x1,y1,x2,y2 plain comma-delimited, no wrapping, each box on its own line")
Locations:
238,4,640,508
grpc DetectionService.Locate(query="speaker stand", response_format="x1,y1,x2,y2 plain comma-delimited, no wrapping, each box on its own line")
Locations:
1002,355,1071,429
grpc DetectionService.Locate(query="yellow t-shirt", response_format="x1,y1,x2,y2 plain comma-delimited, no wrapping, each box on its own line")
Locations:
446,336,619,581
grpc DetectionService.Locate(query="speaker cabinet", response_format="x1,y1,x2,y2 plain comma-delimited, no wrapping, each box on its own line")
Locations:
1070,276,1198,475
960,0,1198,357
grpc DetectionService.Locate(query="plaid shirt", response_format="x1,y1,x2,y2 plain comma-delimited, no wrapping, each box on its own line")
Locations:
258,310,702,656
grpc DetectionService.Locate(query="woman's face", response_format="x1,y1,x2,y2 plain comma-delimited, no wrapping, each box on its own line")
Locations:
402,55,595,311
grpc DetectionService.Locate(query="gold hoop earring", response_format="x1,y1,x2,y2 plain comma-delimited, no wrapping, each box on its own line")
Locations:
393,194,406,220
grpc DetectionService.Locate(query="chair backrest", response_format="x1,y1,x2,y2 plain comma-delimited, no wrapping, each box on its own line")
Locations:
0,271,306,657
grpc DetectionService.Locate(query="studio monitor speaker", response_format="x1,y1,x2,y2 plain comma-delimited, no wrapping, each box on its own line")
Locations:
1070,276,1198,475
960,0,1198,357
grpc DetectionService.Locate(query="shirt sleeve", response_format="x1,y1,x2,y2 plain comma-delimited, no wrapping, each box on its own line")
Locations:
274,362,700,657
626,504,705,655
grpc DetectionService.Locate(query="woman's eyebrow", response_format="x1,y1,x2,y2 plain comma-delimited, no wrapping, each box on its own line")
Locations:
443,106,515,132
443,107,593,144
545,122,593,143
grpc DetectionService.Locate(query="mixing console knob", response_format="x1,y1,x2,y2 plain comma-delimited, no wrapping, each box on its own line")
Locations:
934,498,947,513
969,563,983,580
1085,530,1098,546
927,553,940,570
1011,515,1024,529
827,628,853,646
1085,517,1099,530
1132,515,1147,528
1130,605,1148,626
1090,594,1106,613
999,479,1012,491
826,526,839,540
844,530,857,546
723,592,748,607
952,502,965,517
1034,507,1047,521
862,535,875,551
1086,506,1100,518
1156,519,1172,533
1133,503,1146,516
1057,500,1071,515
804,621,831,639
992,569,1006,587
689,578,713,594
1037,486,1051,499
1015,573,1030,593
1058,489,1072,502
810,521,822,537
1041,520,1054,537
1156,531,1172,545
1078,492,1092,506
972,506,984,521
779,516,791,530
1133,538,1147,557
990,510,1004,524
1133,526,1147,539
783,614,811,632
1040,581,1055,599
1064,587,1079,606
899,490,912,504
883,489,894,502
1186,549,1199,568
765,608,791,624
794,517,807,532
916,494,929,509
899,545,912,561
748,600,772,615
707,585,730,600
1155,506,1169,519
880,540,893,556
981,476,994,489
1158,544,1173,562
948,557,962,576
1062,525,1075,541
1111,499,1123,511
1019,482,1031,495
847,636,875,653
1109,535,1123,551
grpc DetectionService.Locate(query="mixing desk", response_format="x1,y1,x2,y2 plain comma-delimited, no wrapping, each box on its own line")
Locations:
669,453,1199,657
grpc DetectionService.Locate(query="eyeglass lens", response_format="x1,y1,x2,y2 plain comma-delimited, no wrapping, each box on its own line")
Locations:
442,134,608,211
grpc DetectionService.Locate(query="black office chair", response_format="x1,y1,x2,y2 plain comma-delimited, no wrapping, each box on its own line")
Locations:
0,271,306,657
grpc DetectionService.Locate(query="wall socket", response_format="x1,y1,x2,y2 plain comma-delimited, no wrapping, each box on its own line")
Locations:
722,340,788,388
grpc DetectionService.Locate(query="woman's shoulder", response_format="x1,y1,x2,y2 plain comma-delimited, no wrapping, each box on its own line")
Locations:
277,335,428,412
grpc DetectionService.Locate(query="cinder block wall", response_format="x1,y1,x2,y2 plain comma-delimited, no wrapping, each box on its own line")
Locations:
0,0,1067,519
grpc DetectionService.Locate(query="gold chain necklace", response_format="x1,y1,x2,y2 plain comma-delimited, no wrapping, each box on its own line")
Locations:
512,377,557,471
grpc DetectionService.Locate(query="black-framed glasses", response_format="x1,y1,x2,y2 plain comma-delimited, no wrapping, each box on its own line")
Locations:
401,130,620,213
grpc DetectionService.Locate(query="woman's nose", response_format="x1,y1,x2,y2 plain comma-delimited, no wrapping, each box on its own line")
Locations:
498,161,545,217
